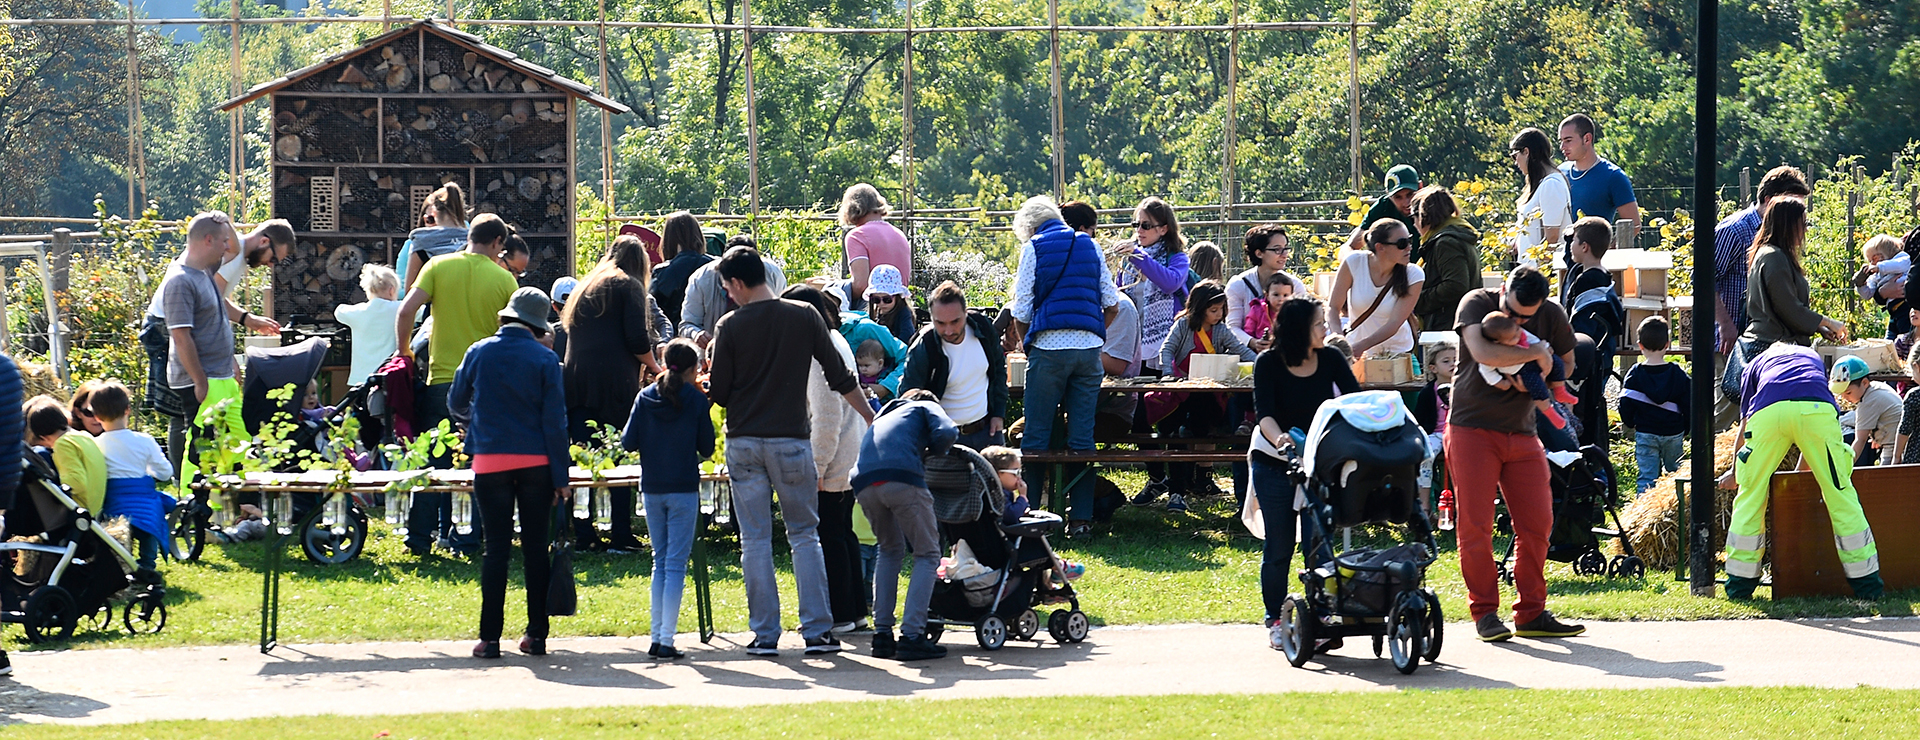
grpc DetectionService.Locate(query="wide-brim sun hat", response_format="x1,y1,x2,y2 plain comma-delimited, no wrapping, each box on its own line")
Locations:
499,286,554,334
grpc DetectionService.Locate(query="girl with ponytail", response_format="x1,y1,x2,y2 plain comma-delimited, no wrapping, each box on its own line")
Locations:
620,338,712,660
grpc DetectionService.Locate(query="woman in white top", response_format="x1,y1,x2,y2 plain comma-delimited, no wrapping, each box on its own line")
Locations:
1328,219,1425,357
1508,127,1572,261
1225,223,1311,350
334,264,403,384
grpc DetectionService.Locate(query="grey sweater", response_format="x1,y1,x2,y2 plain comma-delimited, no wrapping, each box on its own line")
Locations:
1741,245,1824,347
1159,320,1258,373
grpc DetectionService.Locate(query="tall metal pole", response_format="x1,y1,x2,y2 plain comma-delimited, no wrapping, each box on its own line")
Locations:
231,0,244,211
1688,0,1720,598
1047,0,1064,200
901,0,915,237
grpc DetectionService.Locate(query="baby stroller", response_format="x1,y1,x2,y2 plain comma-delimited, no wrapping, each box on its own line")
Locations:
237,337,371,565
1496,444,1645,581
923,445,1090,650
2,452,168,641
1275,391,1442,675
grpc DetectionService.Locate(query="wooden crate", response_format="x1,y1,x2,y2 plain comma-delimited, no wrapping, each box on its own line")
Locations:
1352,354,1414,384
1621,296,1668,349
1770,465,1920,598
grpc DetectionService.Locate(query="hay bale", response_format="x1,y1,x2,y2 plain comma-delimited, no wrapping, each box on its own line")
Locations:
19,361,67,402
1613,427,1798,570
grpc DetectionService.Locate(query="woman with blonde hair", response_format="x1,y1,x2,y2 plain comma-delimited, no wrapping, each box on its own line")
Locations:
839,183,912,309
562,234,663,552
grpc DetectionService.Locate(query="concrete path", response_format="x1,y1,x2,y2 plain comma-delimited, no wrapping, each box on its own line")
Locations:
4,618,1918,726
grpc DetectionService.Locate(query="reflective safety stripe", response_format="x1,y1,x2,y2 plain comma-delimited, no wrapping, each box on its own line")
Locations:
1836,528,1875,553
1726,558,1764,578
1726,532,1766,551
1844,554,1881,579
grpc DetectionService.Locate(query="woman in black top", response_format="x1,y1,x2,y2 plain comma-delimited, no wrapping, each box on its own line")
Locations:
563,234,663,552
1250,296,1358,650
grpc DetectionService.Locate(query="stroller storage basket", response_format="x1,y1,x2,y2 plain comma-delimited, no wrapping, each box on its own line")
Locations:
1323,543,1431,616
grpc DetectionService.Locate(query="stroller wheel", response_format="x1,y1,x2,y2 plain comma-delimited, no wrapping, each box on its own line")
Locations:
1013,609,1040,641
1387,592,1426,675
1047,610,1069,643
1615,556,1646,580
924,621,945,645
1372,634,1384,658
124,593,168,635
24,585,77,643
86,603,115,632
1497,563,1514,586
976,615,1008,651
168,500,207,563
302,509,369,565
1421,589,1444,663
1575,549,1607,576
1062,610,1090,643
1279,596,1314,668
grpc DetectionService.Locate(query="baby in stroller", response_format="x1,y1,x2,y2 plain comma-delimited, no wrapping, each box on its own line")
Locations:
1274,391,1443,675
980,446,1083,592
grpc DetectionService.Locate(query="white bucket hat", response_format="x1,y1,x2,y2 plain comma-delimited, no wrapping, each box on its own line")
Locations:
865,264,909,299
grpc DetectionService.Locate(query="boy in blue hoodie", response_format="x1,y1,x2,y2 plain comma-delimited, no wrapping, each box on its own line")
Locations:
850,389,958,662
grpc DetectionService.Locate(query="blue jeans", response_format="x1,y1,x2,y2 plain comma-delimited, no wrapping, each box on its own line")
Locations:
1021,346,1102,518
726,436,833,643
857,481,940,640
407,383,478,552
955,427,1005,453
644,492,698,648
1250,455,1299,623
1634,432,1684,494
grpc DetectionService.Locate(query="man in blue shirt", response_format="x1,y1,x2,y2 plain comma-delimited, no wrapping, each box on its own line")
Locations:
1557,114,1639,237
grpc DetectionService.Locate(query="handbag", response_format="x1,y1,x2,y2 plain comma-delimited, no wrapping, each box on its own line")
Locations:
546,503,578,617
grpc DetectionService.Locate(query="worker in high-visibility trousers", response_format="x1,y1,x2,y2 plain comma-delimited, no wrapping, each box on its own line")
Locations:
1716,346,1883,600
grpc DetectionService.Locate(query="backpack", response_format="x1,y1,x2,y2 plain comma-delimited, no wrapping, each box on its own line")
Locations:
1569,283,1626,357
368,355,423,440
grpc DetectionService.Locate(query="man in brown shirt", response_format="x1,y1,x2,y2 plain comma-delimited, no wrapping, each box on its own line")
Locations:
708,246,876,658
1447,266,1585,642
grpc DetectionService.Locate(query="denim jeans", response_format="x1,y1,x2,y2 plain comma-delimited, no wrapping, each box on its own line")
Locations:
1021,346,1102,517
955,428,1005,453
1249,455,1299,622
859,543,877,612
407,383,479,553
727,436,833,643
644,492,698,648
816,490,869,624
474,465,551,643
857,481,940,640
1634,432,1685,494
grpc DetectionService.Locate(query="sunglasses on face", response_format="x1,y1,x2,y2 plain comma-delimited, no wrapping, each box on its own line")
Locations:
870,294,898,305
1376,237,1414,251
79,406,95,418
1131,221,1163,230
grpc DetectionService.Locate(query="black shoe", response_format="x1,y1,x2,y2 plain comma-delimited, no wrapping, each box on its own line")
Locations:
1848,573,1885,601
0,650,11,677
518,636,546,656
407,544,433,558
894,635,948,661
472,640,501,659
804,635,843,655
606,536,646,554
1475,614,1513,642
1131,481,1169,506
1513,611,1585,638
871,631,896,659
746,638,780,656
649,643,686,660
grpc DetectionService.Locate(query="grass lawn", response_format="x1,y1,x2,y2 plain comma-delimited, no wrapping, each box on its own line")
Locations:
8,688,1920,738
8,467,1913,652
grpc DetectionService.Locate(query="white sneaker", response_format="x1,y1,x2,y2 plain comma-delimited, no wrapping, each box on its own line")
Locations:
1268,621,1287,651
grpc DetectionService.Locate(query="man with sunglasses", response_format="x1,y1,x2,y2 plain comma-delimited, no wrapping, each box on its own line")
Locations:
139,216,290,471
1447,265,1584,643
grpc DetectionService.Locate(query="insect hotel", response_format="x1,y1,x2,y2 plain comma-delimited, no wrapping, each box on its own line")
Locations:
219,19,629,323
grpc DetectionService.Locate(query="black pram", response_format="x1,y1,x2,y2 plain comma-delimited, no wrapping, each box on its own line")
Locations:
1275,391,1443,675
2,452,168,641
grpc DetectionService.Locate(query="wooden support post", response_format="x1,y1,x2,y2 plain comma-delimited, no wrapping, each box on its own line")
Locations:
1846,164,1861,312
126,2,138,217
1047,0,1064,200
901,0,916,239
0,264,10,354
1739,166,1750,207
1347,0,1361,195
1221,0,1239,252
231,0,244,211
742,0,760,219
598,0,615,250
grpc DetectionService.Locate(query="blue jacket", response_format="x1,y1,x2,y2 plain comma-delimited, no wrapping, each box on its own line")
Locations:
0,353,20,509
838,311,908,396
621,380,716,494
850,399,958,492
449,326,571,489
1026,219,1107,344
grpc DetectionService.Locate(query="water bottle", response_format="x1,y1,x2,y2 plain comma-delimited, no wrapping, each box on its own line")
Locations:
713,481,732,525
1437,489,1455,531
698,480,716,516
322,492,346,529
594,489,612,531
389,489,410,536
512,506,521,535
572,487,591,521
453,492,473,535
636,491,647,518
272,491,295,536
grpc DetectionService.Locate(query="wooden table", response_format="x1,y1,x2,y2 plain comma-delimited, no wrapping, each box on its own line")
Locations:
1768,464,1920,598
221,466,735,653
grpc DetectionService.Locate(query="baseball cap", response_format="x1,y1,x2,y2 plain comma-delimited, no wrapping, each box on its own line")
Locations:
550,276,579,304
1829,355,1870,395
1384,164,1421,195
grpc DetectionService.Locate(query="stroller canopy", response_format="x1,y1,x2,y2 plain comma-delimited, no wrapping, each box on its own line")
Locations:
243,337,330,433
1302,391,1426,480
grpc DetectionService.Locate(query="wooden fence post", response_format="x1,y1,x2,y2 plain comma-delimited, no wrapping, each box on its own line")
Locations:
1739,166,1750,207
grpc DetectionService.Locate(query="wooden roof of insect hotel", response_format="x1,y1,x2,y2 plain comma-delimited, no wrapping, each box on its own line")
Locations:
217,19,630,114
